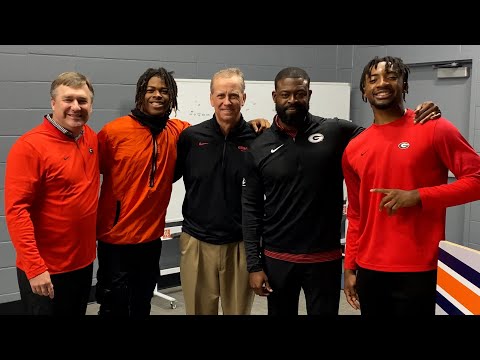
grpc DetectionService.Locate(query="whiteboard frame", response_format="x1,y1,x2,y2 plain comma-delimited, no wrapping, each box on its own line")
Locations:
171,78,351,127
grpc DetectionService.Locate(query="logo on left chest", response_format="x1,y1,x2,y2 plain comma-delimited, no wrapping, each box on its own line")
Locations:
308,133,324,143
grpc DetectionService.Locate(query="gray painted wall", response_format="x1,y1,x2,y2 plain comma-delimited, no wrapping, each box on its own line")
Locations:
0,45,343,304
0,44,479,305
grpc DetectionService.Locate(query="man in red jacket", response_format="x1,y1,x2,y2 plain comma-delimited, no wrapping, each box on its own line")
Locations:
342,56,480,316
5,72,99,315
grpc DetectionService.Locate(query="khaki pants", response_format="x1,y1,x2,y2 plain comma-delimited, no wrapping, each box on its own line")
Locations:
179,232,254,315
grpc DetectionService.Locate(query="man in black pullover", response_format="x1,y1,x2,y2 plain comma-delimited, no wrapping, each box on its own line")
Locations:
174,68,269,315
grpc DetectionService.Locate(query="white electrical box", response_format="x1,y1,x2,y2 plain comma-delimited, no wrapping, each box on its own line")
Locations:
437,67,469,79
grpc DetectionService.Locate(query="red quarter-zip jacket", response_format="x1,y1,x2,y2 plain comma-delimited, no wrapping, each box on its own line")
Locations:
5,118,99,279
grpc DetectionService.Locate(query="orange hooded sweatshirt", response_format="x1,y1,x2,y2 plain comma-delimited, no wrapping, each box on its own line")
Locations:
5,118,99,279
96,115,190,245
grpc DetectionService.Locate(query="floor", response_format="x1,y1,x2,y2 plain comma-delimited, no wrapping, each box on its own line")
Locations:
86,286,360,315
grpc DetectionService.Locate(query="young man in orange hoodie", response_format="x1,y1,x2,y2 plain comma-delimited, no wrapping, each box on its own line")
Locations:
95,68,189,318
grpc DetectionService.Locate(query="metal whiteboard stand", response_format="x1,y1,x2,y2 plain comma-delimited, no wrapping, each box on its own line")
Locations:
154,286,177,309
155,224,183,309
153,267,179,309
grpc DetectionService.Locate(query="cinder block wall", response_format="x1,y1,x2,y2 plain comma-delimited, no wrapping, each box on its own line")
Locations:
1,44,479,305
0,45,344,304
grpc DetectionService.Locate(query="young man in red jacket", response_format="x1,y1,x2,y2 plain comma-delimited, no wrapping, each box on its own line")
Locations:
342,56,480,316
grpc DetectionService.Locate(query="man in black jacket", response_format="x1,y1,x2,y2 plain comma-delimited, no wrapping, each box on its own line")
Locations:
174,68,268,315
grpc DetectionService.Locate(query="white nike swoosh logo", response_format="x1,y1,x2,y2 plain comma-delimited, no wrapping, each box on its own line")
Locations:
270,144,284,153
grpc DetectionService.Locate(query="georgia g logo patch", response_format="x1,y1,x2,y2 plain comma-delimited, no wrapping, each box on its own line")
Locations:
308,133,324,143
398,142,410,149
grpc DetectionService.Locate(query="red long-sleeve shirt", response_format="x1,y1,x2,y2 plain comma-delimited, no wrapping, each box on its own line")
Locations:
4,118,99,279
342,109,480,272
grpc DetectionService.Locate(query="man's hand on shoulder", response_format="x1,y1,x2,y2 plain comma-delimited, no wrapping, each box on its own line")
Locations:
413,101,442,124
248,118,271,134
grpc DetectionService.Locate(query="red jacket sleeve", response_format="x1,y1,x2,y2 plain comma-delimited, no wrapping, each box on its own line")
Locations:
4,139,47,279
419,119,480,209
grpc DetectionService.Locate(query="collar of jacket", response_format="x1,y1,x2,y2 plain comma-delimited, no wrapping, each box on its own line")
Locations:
210,114,248,136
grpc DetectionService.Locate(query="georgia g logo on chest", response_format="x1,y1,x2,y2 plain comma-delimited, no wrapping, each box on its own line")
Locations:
308,133,324,143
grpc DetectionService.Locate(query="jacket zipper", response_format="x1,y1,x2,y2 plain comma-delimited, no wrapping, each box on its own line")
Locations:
150,134,158,187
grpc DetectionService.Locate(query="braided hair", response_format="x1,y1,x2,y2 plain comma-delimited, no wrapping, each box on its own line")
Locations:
134,67,179,116
360,56,410,102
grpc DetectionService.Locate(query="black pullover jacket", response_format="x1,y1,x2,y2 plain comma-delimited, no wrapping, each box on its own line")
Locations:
175,115,256,244
242,113,363,272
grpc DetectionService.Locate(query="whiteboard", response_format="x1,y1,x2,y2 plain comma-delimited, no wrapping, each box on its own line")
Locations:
165,79,351,224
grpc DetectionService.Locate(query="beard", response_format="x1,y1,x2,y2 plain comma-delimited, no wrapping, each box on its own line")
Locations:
276,103,309,126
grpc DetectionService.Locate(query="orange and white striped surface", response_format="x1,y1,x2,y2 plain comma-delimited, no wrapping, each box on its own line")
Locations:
435,241,480,315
